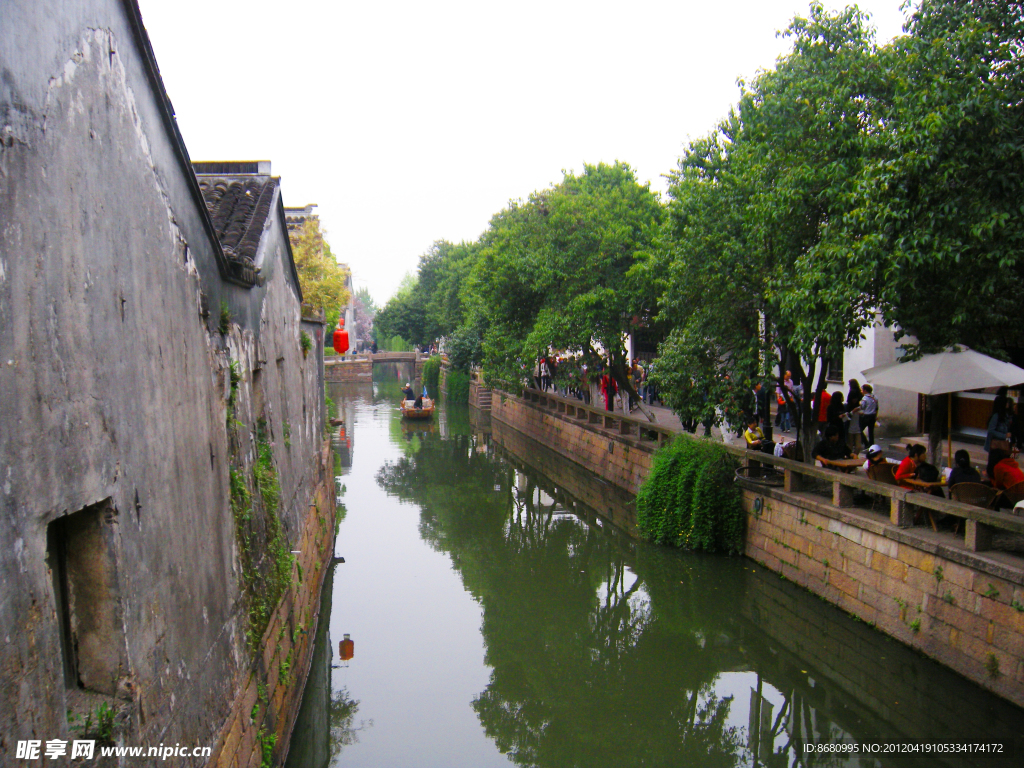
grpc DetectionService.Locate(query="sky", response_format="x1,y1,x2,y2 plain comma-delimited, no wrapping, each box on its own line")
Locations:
137,0,912,306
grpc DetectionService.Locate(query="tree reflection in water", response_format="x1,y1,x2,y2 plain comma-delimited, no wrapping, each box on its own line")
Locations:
329,686,370,759
376,433,747,767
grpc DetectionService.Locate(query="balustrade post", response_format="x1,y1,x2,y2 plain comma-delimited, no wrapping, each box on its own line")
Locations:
833,479,855,507
890,490,912,528
965,519,993,552
783,467,802,493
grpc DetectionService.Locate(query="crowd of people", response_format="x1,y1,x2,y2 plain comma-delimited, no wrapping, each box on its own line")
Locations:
520,351,1024,510
530,355,659,413
743,380,1024,513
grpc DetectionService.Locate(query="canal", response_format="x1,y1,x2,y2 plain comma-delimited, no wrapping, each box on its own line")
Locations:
286,372,1024,767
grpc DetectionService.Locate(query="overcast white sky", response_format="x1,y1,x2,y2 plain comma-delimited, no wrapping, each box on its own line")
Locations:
137,0,911,306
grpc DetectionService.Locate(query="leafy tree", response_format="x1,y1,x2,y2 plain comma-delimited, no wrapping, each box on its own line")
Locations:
470,162,664,415
654,3,885,453
373,273,427,347
290,219,350,316
354,286,378,318
825,0,1024,358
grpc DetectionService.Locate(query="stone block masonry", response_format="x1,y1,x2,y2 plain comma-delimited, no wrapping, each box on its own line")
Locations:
742,485,1024,708
208,442,336,768
491,390,659,495
325,358,372,382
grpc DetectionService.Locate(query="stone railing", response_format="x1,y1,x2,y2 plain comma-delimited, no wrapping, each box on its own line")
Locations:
737,450,1024,554
521,387,676,447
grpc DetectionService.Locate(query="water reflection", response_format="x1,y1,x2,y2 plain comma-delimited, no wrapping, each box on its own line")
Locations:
289,381,1024,767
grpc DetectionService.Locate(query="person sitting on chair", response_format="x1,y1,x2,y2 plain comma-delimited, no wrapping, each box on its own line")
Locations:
987,448,1024,490
743,419,773,454
895,444,927,489
863,444,887,471
947,449,981,488
812,425,853,467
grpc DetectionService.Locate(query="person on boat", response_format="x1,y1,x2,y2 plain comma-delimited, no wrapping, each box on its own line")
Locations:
414,394,424,409
401,383,415,402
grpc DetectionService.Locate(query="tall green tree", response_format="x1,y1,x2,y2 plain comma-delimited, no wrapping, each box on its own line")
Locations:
470,162,664,415
654,3,886,452
824,0,1024,358
291,219,350,322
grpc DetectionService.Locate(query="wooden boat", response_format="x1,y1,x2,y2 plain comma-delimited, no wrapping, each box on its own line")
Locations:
400,397,435,419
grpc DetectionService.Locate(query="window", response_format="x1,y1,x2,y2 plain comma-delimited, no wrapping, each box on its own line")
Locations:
825,355,844,383
46,499,128,696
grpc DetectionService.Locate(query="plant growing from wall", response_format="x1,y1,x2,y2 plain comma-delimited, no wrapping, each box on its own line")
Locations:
445,369,470,404
219,301,231,335
230,421,295,653
300,331,312,357
635,436,744,554
228,360,241,409
324,383,337,437
257,726,277,768
421,355,441,393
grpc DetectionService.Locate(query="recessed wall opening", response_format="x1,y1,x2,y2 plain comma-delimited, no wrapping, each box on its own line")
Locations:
46,499,127,697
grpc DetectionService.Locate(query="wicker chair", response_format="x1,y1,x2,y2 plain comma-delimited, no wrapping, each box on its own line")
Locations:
950,482,1000,509
999,480,1024,508
867,463,898,486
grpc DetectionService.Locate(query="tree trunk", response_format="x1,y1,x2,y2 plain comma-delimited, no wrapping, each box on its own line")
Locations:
609,358,657,423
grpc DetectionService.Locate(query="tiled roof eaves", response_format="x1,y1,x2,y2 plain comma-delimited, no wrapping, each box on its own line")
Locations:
236,177,278,262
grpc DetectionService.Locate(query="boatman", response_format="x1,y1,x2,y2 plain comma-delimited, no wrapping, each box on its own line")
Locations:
402,383,415,402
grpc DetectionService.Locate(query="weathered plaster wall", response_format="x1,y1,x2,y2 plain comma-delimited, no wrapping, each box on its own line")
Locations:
0,1,330,759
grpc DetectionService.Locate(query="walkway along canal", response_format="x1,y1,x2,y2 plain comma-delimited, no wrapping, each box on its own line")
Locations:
285,371,1024,767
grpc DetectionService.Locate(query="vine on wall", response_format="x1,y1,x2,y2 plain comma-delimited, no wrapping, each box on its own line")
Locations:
635,436,744,554
229,418,295,651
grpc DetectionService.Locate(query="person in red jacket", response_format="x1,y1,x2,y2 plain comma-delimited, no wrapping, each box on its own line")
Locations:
600,369,617,412
895,444,927,489
816,389,832,438
987,448,1024,490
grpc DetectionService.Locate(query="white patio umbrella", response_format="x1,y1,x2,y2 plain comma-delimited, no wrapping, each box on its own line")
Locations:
862,347,1024,466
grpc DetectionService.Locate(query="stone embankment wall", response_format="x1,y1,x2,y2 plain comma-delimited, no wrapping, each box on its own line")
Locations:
491,390,665,495
742,486,1024,708
493,389,1024,708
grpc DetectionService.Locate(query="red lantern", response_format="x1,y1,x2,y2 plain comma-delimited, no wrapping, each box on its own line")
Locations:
339,634,354,661
333,327,349,354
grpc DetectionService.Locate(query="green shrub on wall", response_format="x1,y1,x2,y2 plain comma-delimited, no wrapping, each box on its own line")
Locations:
446,369,470,403
635,436,744,554
422,355,441,393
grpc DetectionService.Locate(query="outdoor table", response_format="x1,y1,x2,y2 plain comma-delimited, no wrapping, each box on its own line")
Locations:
821,457,862,473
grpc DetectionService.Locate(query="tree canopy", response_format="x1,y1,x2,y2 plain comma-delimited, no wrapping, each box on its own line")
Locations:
290,219,350,317
369,0,1024,448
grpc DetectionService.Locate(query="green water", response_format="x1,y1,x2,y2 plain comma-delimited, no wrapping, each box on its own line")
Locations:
286,374,1024,768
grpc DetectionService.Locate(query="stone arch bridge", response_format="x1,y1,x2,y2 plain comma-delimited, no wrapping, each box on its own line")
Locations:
325,352,428,383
